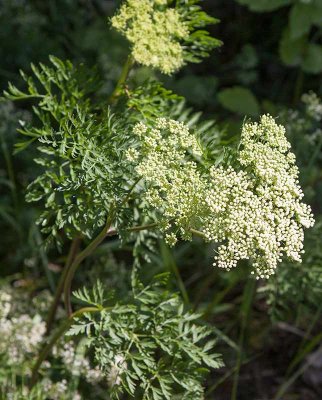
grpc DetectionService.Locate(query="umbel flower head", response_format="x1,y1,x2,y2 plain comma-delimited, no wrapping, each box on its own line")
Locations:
111,0,221,74
128,115,314,278
126,117,206,240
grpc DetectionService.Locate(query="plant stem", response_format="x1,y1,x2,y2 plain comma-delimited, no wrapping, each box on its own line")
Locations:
0,135,18,211
63,212,115,315
160,241,190,304
62,222,203,315
273,359,314,400
46,237,82,334
30,306,99,388
34,227,55,294
62,179,143,315
231,278,256,400
107,222,158,237
190,228,206,239
108,55,134,104
286,302,322,375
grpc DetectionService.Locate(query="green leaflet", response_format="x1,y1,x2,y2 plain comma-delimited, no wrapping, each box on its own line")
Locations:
68,274,223,399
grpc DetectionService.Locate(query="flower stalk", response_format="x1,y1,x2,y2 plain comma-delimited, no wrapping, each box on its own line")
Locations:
108,55,134,104
45,237,82,334
63,212,115,315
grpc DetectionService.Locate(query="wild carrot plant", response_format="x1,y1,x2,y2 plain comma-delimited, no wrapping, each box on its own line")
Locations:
1,1,315,399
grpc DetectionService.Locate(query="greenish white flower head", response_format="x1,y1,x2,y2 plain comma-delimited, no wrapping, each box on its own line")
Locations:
206,115,314,278
129,115,314,278
111,0,221,74
127,117,206,240
302,91,322,121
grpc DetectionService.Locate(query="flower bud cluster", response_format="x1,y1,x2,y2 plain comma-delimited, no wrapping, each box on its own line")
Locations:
129,115,314,277
53,341,104,384
302,91,322,121
111,0,189,74
0,283,104,396
0,287,46,365
127,118,205,244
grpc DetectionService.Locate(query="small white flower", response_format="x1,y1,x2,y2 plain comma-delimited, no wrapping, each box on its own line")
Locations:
107,354,127,387
111,0,189,74
130,115,314,278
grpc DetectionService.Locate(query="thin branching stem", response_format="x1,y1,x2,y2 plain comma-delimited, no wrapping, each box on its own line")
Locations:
107,222,158,237
231,278,256,400
0,135,18,211
63,219,160,315
108,55,134,104
63,212,115,316
190,228,206,238
46,236,82,334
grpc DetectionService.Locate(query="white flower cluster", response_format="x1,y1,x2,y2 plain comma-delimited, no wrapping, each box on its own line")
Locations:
37,378,82,400
0,283,104,397
206,115,314,277
129,115,314,277
107,354,128,387
111,0,189,74
127,118,205,243
302,91,322,121
0,287,46,366
53,341,104,384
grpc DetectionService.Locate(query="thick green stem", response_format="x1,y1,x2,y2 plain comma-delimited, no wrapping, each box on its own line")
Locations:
64,213,115,315
46,237,82,334
31,306,99,388
108,55,134,104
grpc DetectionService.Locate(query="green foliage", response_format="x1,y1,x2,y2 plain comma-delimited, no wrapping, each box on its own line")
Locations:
236,0,291,12
4,59,228,248
279,28,307,67
301,44,322,75
4,57,136,241
280,29,322,74
68,274,223,399
217,86,260,116
0,381,47,400
262,92,322,322
111,0,221,74
127,80,184,120
289,2,322,39
236,0,322,74
177,0,222,63
1,1,322,399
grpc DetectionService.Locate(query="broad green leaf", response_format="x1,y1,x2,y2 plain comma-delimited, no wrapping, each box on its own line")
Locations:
302,44,322,74
289,4,314,39
217,86,260,116
311,4,322,26
279,28,306,66
236,0,291,12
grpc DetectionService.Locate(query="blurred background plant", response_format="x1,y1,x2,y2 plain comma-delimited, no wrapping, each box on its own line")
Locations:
0,0,321,399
